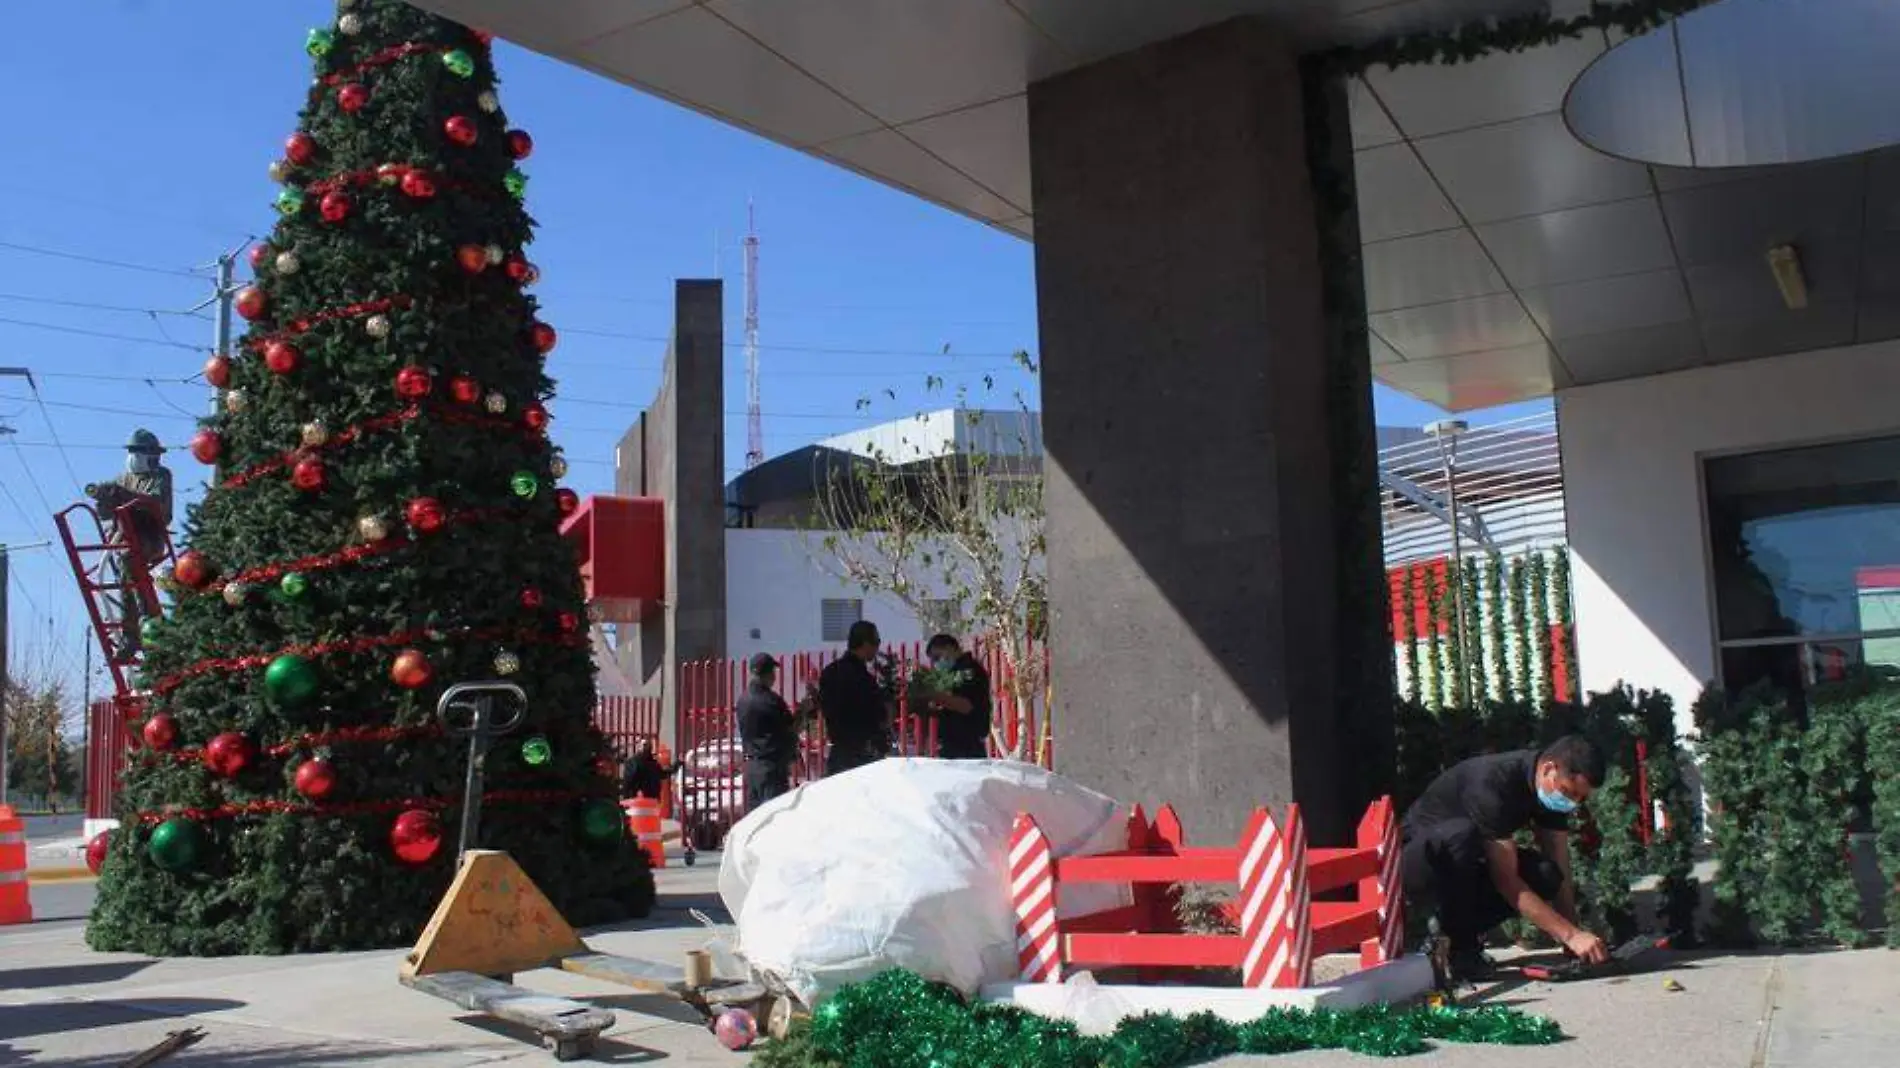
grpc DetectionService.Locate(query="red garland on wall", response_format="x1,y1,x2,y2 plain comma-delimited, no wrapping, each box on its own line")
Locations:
135,787,590,827
151,624,585,697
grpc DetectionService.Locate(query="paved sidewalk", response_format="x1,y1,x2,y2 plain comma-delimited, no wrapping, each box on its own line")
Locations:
3,858,1895,1066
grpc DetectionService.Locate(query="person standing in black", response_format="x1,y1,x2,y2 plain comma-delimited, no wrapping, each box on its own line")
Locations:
919,634,992,760
620,737,675,802
1401,735,1610,980
737,653,798,810
817,621,889,776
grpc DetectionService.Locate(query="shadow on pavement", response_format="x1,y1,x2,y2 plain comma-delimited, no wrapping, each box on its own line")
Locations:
0,998,243,1042
450,1013,672,1063
0,959,155,991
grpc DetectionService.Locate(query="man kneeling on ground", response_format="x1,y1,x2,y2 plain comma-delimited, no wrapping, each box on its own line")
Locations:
1401,734,1611,980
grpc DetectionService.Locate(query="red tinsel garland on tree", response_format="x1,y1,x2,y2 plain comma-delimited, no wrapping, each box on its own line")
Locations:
202,504,499,591
313,41,442,88
151,624,585,696
304,163,496,201
142,722,448,764
243,295,412,347
136,787,590,826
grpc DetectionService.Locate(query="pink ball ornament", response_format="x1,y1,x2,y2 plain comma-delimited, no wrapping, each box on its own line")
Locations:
713,1008,757,1051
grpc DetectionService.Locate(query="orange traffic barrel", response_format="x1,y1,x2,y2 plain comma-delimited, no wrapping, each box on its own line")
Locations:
0,805,33,925
626,796,666,869
655,743,675,820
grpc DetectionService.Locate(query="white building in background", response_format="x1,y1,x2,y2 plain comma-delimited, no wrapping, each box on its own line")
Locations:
723,408,1565,663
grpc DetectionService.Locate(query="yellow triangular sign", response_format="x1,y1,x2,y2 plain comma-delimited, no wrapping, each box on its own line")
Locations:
401,850,587,979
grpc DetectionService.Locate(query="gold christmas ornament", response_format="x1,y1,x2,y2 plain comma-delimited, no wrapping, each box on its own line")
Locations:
268,159,290,183
222,582,248,606
338,13,363,35
274,250,301,275
494,650,521,675
300,420,329,447
484,391,507,414
357,514,390,542
549,456,568,479
477,90,500,114
484,244,504,266
365,314,391,339
223,389,247,414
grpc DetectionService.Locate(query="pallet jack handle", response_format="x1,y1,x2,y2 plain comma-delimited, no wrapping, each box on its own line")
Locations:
438,681,528,866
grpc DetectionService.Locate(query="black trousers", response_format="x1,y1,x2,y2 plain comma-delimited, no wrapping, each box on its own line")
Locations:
825,743,885,777
745,760,791,812
1402,818,1565,949
938,741,988,760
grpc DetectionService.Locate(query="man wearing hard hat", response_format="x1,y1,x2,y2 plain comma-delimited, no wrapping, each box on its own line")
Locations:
86,429,173,661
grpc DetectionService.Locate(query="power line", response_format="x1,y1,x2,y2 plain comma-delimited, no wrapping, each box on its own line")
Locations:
561,326,1025,362
0,292,212,319
0,240,205,280
0,314,207,352
4,436,56,516
24,375,87,496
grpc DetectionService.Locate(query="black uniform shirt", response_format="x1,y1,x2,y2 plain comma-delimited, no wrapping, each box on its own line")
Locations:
934,654,993,755
737,680,797,765
1403,749,1569,842
818,655,885,749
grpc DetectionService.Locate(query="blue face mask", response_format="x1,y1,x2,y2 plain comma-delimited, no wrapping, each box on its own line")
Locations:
1537,785,1579,814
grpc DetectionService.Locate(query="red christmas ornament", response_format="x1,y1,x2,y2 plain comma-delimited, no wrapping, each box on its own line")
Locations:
472,28,495,46
504,257,531,282
294,758,337,800
530,321,557,354
141,712,179,751
521,402,549,432
189,429,223,465
443,115,478,147
204,732,256,778
507,129,534,160
390,808,444,866
85,831,110,875
554,488,579,516
320,190,352,223
292,455,327,492
336,82,370,113
558,611,580,634
395,366,432,400
456,244,488,273
400,170,436,200
285,132,316,165
449,375,481,405
203,353,232,388
248,243,270,271
264,340,301,375
234,286,268,321
173,551,213,589
390,648,433,689
520,586,544,609
406,496,445,534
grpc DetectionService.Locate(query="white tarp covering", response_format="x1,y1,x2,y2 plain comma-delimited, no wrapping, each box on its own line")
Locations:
718,758,1130,1006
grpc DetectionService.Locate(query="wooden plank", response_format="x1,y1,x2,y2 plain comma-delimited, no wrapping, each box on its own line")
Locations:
1306,847,1379,892
403,971,614,1040
1309,902,1379,957
402,851,586,980
1064,932,1244,969
557,951,689,994
1057,848,1235,885
1060,903,1149,934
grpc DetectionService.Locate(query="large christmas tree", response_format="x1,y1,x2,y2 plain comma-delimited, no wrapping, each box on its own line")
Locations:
87,0,653,955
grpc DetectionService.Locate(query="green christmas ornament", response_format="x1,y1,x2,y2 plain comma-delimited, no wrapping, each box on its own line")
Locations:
503,168,528,200
580,798,623,841
305,28,335,57
148,818,207,873
275,188,306,215
139,617,163,644
279,572,308,599
264,653,319,707
510,471,539,499
521,735,552,766
442,49,475,77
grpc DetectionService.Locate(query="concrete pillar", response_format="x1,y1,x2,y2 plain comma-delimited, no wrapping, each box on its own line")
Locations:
1029,19,1386,844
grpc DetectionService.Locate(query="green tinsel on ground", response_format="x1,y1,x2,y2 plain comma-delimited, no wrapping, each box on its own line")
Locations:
754,970,1564,1068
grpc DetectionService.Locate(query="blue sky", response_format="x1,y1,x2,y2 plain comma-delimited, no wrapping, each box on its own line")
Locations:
0,0,1534,704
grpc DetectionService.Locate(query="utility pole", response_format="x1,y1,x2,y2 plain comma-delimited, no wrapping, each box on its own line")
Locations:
743,201,763,470
80,625,91,809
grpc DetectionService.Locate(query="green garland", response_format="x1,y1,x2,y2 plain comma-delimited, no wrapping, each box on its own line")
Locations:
1399,567,1422,706
1319,0,1714,78
1868,688,1900,947
755,970,1564,1068
1508,556,1531,704
1528,553,1554,708
1461,560,1485,703
1550,552,1578,703
1426,565,1447,709
1484,552,1508,704
1445,562,1468,709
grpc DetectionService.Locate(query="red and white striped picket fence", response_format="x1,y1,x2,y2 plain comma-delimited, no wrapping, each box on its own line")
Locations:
1009,796,1404,989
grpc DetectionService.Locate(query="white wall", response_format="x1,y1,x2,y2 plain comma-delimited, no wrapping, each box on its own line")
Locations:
724,528,929,661
1559,339,1900,729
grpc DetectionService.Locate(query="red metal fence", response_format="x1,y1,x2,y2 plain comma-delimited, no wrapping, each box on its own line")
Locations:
85,698,129,820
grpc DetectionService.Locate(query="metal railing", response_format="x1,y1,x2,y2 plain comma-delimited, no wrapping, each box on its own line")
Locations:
1379,411,1565,567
